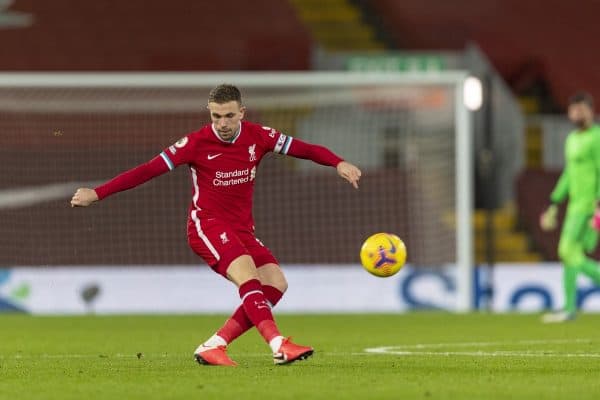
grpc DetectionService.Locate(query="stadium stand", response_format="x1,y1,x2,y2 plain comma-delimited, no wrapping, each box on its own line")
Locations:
0,0,311,70
288,0,386,51
371,0,600,109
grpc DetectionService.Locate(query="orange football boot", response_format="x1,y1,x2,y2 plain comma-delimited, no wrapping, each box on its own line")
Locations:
273,338,314,365
194,345,238,367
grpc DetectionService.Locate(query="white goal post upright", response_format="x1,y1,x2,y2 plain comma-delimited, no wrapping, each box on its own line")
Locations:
454,75,474,312
0,71,473,312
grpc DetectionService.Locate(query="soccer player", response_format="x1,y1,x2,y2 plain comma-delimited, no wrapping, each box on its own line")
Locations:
539,91,600,323
70,84,362,365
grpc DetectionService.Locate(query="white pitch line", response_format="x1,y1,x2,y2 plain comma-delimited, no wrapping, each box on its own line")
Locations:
3,339,599,360
5,352,600,360
364,338,600,358
362,350,600,358
0,353,294,360
365,338,594,352
1,354,158,359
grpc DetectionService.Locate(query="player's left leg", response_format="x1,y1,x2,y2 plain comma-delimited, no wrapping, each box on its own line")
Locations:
578,223,600,284
583,221,599,253
560,214,600,286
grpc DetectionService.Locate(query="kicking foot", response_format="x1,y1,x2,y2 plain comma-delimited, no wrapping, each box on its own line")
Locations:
541,311,576,324
273,337,314,365
194,344,237,366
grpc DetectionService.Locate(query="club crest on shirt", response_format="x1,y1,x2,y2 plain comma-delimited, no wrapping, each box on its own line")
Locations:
248,144,257,161
220,232,229,244
174,137,188,148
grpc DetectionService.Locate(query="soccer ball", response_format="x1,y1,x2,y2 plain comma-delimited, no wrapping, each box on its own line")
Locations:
360,233,407,277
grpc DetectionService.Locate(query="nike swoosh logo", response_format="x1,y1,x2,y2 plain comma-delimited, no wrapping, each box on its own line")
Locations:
207,153,222,160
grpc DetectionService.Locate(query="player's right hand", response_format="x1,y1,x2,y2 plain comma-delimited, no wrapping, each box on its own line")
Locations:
70,188,99,207
539,204,558,232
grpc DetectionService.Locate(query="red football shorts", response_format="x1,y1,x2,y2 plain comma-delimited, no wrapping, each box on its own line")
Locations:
187,217,278,277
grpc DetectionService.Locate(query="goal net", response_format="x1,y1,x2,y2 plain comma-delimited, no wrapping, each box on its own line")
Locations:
0,72,472,308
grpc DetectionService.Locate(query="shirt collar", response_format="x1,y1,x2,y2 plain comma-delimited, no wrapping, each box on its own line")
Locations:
211,122,242,143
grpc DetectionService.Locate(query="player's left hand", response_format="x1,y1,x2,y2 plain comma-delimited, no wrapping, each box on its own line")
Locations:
337,161,361,189
591,208,600,231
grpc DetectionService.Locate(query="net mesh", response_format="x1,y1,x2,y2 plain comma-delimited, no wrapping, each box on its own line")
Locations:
0,79,458,267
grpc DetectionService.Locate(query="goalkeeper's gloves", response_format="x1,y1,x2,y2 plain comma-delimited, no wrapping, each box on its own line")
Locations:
540,204,558,232
592,208,600,231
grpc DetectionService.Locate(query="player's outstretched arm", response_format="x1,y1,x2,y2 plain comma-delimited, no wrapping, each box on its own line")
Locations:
69,155,171,208
283,137,361,188
337,161,361,189
71,188,99,207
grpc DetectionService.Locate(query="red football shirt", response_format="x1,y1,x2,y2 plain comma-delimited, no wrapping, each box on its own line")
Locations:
95,120,343,232
162,121,312,230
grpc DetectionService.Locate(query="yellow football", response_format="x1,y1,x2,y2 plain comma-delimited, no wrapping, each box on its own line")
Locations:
360,233,407,277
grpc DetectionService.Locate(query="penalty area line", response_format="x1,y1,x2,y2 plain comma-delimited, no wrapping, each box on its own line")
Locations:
360,350,600,358
363,338,600,358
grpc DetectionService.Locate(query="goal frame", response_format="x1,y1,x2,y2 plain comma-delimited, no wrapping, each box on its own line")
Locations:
0,71,474,312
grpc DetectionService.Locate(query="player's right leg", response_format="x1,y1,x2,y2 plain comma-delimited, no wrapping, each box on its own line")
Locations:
209,264,288,347
558,213,600,290
229,263,315,365
226,257,313,365
201,264,311,364
543,223,582,323
207,233,289,344
188,220,249,366
541,265,577,323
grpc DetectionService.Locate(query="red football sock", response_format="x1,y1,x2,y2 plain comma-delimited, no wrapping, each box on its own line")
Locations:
215,307,248,344
263,285,284,306
217,285,284,343
238,279,281,343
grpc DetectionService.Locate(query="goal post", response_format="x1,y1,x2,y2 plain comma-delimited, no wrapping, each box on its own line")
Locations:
0,71,473,312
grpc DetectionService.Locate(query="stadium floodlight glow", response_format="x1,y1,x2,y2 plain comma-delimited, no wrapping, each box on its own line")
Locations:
463,76,483,111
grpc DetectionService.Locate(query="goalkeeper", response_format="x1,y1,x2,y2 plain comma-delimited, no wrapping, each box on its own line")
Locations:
540,92,600,323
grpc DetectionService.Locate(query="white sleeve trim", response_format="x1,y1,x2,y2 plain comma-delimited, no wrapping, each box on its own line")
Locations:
160,151,175,170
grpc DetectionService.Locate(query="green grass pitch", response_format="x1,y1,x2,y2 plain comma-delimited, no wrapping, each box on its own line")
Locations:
2,313,600,399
